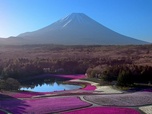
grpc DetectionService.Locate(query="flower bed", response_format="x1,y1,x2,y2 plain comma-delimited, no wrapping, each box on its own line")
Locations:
0,110,5,114
62,107,140,114
82,83,96,90
0,91,52,98
0,97,91,114
84,92,152,106
29,74,85,80
142,88,152,92
55,74,86,79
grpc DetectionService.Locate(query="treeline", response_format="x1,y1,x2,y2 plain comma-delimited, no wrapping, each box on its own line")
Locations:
0,58,89,80
0,59,43,80
0,56,133,81
0,44,152,89
86,65,152,86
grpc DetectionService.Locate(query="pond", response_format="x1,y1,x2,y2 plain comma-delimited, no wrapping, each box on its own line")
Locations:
20,76,82,92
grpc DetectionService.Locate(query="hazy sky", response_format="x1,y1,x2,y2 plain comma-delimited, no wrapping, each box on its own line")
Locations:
0,0,152,42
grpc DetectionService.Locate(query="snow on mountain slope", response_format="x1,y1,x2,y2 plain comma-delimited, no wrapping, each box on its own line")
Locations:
9,13,150,45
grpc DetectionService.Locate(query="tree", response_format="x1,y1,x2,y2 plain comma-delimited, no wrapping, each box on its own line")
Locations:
86,68,93,78
0,79,5,90
117,70,133,86
0,78,21,91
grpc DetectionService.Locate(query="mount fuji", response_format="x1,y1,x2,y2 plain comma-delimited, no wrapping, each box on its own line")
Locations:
0,13,149,45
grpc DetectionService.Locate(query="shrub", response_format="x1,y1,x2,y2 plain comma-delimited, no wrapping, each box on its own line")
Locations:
0,79,5,90
117,70,133,86
0,78,20,91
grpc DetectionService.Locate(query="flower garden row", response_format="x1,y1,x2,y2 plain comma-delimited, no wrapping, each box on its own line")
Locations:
0,95,146,114
84,91,152,106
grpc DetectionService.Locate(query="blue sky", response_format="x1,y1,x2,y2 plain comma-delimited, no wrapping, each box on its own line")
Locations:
0,0,152,42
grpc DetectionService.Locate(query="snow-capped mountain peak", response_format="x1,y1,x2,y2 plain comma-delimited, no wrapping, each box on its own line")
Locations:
16,13,148,45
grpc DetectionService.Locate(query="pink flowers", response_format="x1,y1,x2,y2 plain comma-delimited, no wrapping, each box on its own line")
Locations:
56,74,86,79
4,91,51,98
82,83,96,90
84,92,152,106
0,110,5,114
62,107,140,114
0,97,91,114
142,88,152,92
34,74,86,80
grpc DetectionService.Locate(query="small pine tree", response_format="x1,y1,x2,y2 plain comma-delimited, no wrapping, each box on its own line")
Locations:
117,70,133,86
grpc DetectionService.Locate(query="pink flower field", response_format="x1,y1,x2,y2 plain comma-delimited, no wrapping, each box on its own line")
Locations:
143,88,152,92
0,91,52,98
84,92,152,106
62,107,140,114
33,74,86,80
82,83,96,90
0,97,91,114
0,110,5,114
55,74,86,79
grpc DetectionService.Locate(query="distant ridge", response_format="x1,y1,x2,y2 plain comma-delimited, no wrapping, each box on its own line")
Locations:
0,13,149,45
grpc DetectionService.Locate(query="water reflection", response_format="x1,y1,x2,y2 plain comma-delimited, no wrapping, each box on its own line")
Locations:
20,76,81,92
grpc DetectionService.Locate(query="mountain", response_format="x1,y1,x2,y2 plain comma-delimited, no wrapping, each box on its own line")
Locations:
0,13,149,45
0,37,30,45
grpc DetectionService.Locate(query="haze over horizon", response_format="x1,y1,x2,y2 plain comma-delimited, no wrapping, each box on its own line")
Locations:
0,0,152,43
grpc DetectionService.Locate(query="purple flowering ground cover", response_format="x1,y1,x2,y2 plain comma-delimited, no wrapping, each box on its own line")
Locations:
62,107,140,114
0,91,52,98
82,83,96,90
10,91,52,98
84,92,152,106
143,88,152,92
0,110,5,114
31,74,86,80
55,74,86,79
0,97,91,114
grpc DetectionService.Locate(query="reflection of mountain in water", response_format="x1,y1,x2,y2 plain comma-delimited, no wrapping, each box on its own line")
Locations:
20,76,81,92
20,76,69,89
